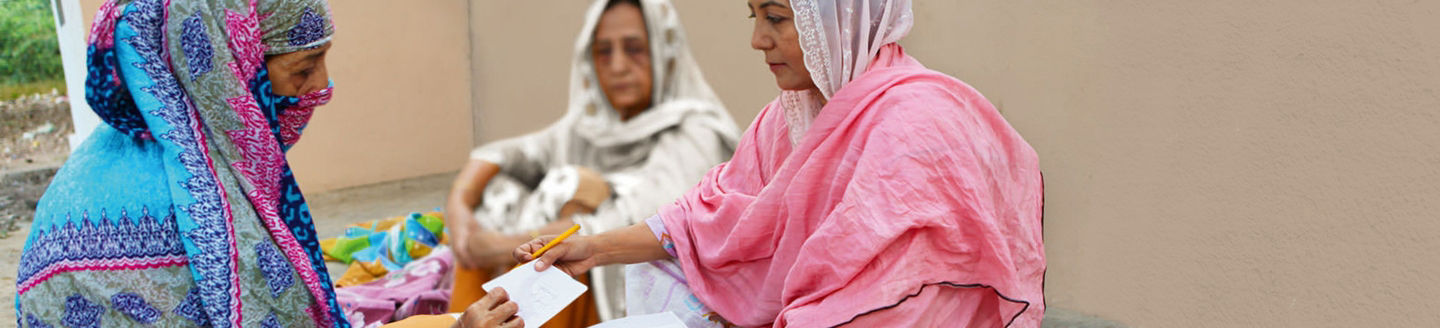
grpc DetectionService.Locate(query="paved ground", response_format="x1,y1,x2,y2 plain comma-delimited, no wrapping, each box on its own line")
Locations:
1043,308,1127,328
0,171,1124,327
0,92,72,173
0,92,73,242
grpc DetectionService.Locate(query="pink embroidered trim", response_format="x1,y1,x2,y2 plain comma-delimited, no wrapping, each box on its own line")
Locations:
278,87,328,146
224,9,266,85
225,96,336,327
16,256,189,295
220,4,334,326
278,108,313,146
87,1,120,48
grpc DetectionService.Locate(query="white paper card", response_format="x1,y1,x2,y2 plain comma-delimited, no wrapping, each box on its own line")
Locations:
481,261,588,328
588,312,688,328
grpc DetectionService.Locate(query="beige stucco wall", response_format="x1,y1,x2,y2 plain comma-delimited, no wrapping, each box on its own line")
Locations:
905,1,1440,326
473,1,1440,326
285,0,473,192
77,0,475,193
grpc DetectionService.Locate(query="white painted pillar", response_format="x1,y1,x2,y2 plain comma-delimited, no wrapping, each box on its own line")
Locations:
50,0,99,152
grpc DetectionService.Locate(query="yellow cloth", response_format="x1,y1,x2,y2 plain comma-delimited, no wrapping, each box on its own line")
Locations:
334,259,391,287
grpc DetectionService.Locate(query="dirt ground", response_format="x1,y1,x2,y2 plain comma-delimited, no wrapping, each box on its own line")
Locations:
0,91,72,241
0,91,72,171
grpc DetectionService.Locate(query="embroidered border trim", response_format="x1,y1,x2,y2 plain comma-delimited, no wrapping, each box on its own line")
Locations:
16,208,188,294
124,0,243,325
792,0,834,98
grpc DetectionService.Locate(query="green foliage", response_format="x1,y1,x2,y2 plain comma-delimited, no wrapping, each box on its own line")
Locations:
0,0,63,86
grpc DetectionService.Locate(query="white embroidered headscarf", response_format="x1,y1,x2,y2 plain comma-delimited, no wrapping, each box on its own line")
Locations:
782,0,913,144
569,0,739,148
567,0,741,320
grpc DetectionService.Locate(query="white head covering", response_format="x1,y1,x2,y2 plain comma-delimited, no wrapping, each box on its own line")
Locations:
569,0,739,148
561,0,740,320
781,0,913,144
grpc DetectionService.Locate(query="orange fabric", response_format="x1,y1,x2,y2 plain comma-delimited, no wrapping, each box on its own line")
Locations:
448,266,490,313
448,266,601,327
381,314,456,327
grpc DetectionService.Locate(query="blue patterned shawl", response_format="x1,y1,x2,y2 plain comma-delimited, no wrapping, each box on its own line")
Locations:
14,0,346,327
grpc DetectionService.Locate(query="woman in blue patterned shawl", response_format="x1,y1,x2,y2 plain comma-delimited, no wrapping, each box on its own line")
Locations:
14,0,347,327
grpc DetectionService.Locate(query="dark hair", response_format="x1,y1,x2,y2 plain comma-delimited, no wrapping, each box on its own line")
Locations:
604,0,642,11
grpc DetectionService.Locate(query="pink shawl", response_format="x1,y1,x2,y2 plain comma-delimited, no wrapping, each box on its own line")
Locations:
657,44,1045,327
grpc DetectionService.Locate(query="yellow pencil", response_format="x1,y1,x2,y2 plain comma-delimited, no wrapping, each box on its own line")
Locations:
517,224,581,269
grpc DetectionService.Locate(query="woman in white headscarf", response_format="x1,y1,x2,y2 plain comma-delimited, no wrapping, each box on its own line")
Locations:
502,0,1047,327
442,0,740,322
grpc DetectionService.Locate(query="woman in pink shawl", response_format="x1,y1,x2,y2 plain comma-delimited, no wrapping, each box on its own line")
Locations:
493,0,1046,327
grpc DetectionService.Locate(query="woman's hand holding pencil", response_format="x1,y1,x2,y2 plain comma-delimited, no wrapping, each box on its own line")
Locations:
515,224,598,276
514,221,676,277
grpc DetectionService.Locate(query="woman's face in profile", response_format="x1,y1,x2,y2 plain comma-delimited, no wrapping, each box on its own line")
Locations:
265,42,332,97
748,0,814,91
592,3,655,119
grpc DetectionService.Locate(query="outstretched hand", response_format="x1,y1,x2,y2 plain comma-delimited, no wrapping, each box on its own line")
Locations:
514,235,599,276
